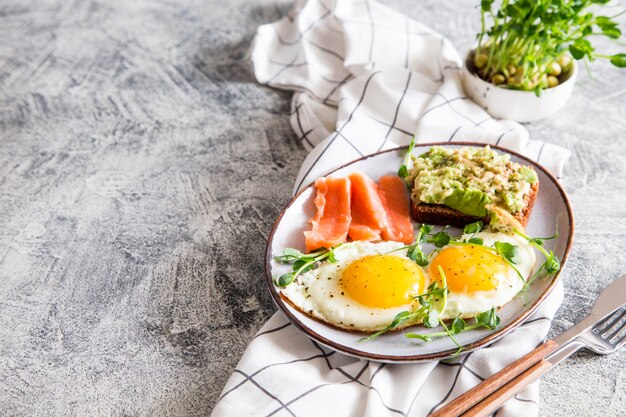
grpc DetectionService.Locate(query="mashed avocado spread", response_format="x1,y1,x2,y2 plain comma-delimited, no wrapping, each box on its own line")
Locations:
406,146,537,217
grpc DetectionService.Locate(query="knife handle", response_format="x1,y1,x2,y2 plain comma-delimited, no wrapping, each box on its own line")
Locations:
460,359,553,417
429,340,558,417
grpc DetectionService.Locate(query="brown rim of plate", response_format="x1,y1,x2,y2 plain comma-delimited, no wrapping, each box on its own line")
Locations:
264,142,575,362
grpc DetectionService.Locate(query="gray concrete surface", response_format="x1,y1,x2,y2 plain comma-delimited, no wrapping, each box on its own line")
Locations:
0,0,624,415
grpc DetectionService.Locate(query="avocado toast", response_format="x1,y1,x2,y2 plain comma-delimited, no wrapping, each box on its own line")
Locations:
406,146,539,227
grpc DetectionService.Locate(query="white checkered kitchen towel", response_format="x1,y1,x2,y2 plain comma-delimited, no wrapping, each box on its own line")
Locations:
212,0,571,416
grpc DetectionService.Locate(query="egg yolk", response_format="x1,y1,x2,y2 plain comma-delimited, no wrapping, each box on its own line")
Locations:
341,255,425,308
429,245,510,293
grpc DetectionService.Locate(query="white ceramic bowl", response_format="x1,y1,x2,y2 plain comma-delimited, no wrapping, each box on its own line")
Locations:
462,52,578,122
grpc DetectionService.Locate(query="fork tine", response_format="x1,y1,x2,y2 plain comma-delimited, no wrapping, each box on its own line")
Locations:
614,332,626,349
602,309,626,341
593,307,626,333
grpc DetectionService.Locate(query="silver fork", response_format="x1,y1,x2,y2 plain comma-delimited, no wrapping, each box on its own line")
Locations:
583,307,626,353
431,274,626,417
545,306,626,367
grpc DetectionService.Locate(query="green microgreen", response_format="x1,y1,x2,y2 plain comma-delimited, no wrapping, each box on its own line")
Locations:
385,223,434,267
610,53,626,67
471,307,501,331
544,251,560,274
406,266,461,355
432,265,448,314
407,246,430,267
475,0,626,93
468,236,484,245
463,221,484,245
420,224,434,236
512,228,561,292
273,244,348,287
312,222,557,351
389,224,455,262
527,230,559,246
463,221,484,235
493,241,521,264
529,237,545,246
406,306,500,355
398,135,416,178
361,253,502,354
358,309,426,342
428,230,453,248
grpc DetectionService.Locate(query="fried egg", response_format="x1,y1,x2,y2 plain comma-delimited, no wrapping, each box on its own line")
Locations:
429,231,536,320
279,232,536,332
280,241,427,332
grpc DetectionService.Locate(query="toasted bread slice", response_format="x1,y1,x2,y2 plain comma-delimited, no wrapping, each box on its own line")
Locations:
410,181,539,228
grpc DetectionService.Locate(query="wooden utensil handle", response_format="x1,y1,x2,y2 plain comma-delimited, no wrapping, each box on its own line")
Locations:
460,359,553,417
429,340,558,417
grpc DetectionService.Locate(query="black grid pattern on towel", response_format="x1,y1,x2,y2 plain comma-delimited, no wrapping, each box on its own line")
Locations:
214,315,553,416
258,0,564,194
294,69,381,191
233,0,571,415
215,323,409,417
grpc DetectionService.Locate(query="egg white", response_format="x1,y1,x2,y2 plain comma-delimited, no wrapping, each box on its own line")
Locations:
435,231,536,320
279,231,537,333
280,241,424,332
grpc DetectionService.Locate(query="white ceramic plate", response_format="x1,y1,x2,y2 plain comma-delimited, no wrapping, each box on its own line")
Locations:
265,143,574,363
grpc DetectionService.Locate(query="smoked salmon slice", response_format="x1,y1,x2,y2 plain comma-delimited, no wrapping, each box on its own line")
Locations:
348,171,387,242
304,176,352,252
378,175,415,244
